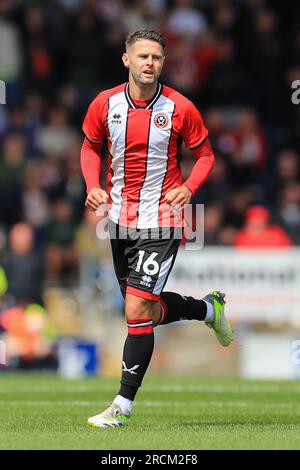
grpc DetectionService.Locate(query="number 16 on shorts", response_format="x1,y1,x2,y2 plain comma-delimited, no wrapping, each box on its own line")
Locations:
136,250,160,276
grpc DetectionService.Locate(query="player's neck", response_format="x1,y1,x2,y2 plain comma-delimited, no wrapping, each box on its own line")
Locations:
128,79,158,101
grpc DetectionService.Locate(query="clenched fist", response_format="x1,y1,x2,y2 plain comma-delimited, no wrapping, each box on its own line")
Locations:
85,187,109,211
165,185,192,209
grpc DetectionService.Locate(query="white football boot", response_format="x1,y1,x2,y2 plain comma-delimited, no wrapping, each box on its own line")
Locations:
87,402,130,428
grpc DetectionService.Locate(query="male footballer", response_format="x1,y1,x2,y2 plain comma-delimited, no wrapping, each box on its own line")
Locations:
81,30,233,428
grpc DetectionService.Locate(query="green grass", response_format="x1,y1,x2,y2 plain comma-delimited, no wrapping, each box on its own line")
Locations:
0,373,300,449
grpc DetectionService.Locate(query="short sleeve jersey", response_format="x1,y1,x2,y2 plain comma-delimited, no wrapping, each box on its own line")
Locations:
83,82,208,228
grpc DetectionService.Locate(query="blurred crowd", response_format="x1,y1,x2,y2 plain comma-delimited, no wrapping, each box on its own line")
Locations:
0,0,300,309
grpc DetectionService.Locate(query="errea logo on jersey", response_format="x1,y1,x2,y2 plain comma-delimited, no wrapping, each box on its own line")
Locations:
140,275,152,287
112,113,121,124
153,112,169,128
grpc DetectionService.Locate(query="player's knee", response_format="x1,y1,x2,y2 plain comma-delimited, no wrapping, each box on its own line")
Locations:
125,295,153,320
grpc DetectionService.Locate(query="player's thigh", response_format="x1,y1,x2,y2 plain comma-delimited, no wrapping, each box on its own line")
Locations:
125,227,181,301
109,220,128,298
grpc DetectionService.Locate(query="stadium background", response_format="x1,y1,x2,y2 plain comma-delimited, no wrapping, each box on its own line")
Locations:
0,0,300,382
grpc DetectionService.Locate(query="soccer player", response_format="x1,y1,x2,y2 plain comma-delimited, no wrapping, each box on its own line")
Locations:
81,30,233,428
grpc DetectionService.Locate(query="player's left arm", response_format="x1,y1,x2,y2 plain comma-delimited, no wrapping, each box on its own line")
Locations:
165,101,215,208
182,138,215,195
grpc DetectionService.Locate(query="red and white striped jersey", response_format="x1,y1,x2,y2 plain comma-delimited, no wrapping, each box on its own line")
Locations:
82,82,208,228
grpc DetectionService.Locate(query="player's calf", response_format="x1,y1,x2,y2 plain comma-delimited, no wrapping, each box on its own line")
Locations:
156,291,208,325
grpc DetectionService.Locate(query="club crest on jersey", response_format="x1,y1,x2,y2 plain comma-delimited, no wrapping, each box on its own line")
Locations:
153,113,169,128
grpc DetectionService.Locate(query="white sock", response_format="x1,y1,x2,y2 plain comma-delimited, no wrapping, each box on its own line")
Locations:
113,395,133,416
204,300,214,323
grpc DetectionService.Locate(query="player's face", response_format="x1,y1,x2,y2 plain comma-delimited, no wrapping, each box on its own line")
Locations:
122,40,165,86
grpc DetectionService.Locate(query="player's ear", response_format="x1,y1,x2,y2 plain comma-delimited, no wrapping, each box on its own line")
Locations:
122,53,129,68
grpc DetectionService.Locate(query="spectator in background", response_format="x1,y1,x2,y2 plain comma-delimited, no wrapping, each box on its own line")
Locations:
223,188,253,230
66,7,105,88
64,137,85,218
161,36,200,98
45,198,78,286
6,106,28,137
166,0,207,39
234,205,293,248
0,0,22,104
227,108,269,186
23,91,44,149
193,28,221,93
101,25,130,88
0,133,26,227
210,0,239,37
39,155,65,201
57,0,81,14
38,107,76,158
203,204,224,245
205,36,249,106
202,156,231,206
276,182,300,244
2,223,43,304
232,109,268,170
203,107,226,148
275,149,300,189
267,148,300,207
22,163,50,233
247,7,282,118
21,5,56,94
95,0,124,26
123,0,161,32
75,208,112,288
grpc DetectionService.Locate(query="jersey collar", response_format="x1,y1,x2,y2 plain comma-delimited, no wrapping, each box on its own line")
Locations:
125,82,162,110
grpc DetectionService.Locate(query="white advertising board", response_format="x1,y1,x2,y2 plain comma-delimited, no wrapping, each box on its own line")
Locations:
165,248,300,324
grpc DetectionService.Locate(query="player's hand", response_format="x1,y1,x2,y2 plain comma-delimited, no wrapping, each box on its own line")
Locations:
165,185,192,209
85,187,109,211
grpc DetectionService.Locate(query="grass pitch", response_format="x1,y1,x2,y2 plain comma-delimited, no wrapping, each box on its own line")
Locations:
0,373,299,450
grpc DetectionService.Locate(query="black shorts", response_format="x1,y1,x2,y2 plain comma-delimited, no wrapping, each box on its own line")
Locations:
109,219,181,301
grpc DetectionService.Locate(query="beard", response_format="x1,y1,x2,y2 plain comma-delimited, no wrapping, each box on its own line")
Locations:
133,71,158,86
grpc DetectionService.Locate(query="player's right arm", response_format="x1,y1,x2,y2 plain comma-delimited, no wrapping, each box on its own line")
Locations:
85,187,109,211
80,138,108,211
81,92,109,211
